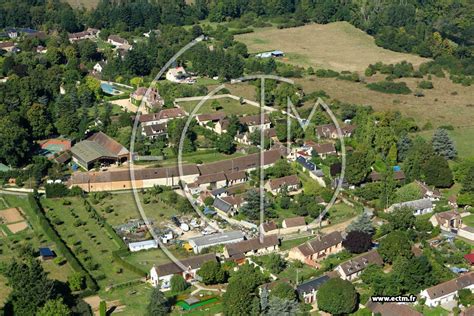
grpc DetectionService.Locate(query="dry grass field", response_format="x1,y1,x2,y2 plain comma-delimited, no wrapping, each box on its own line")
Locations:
236,22,430,71
295,74,474,127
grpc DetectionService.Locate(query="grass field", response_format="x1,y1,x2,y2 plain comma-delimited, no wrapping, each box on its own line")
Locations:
64,0,99,9
41,197,141,288
99,282,154,316
236,22,430,71
295,75,474,128
177,96,260,116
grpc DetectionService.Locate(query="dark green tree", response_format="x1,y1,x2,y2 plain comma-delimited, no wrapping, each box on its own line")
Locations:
170,274,188,293
342,231,372,254
196,261,227,285
423,155,454,188
215,134,236,154
378,231,412,263
317,278,358,315
146,288,170,316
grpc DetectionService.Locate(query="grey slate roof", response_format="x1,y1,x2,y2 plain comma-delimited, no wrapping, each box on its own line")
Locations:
188,231,244,248
213,197,232,213
389,198,433,212
296,275,330,296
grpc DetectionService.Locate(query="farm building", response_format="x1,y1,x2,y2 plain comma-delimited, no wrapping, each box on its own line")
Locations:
128,240,158,252
70,132,130,170
255,50,284,58
223,235,279,260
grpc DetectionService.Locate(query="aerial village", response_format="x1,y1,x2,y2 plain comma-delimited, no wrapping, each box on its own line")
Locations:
1,4,474,315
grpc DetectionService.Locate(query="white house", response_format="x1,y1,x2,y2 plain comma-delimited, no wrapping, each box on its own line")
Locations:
265,175,301,195
139,108,187,126
149,253,217,288
93,62,105,74
335,250,383,281
107,35,131,50
387,198,433,216
188,231,245,254
166,66,194,84
128,239,158,252
420,272,474,307
239,114,271,133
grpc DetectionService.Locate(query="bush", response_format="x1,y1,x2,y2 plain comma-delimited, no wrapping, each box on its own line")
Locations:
366,81,412,94
315,69,339,78
170,274,188,293
418,80,434,89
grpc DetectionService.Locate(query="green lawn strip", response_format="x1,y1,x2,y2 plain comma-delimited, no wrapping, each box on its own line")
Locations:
177,97,259,116
462,214,474,227
29,195,99,291
40,196,140,288
279,236,313,251
0,224,12,236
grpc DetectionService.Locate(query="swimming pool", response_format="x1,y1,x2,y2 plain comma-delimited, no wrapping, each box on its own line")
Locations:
100,83,123,95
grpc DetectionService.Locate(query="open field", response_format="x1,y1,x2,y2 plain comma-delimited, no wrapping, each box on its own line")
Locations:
177,97,260,116
99,282,153,316
64,0,99,9
236,22,430,71
295,75,474,128
41,197,141,287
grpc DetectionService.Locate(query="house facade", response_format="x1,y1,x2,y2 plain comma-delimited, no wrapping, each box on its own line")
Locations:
288,231,343,267
420,272,474,307
223,235,279,260
335,250,383,281
296,275,330,304
387,198,433,216
265,175,301,195
149,253,217,288
429,210,462,232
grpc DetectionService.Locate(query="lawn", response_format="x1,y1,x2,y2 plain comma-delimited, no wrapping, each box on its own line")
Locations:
280,236,313,251
41,197,141,288
278,261,322,284
159,149,246,166
99,282,154,316
236,22,430,71
327,202,360,224
177,96,260,116
123,247,194,272
87,191,180,227
462,214,474,228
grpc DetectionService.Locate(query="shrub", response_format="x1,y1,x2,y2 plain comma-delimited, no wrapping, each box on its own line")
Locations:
366,81,411,94
418,80,434,89
315,69,339,78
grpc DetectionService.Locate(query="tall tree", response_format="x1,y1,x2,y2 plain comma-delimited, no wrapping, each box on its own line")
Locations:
26,103,54,139
37,298,71,316
423,155,454,188
347,212,375,235
432,128,457,160
0,115,31,166
378,231,412,263
146,288,170,316
343,231,372,254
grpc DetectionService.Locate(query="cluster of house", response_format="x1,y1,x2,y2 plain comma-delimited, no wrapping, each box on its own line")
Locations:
68,28,100,43
130,87,164,111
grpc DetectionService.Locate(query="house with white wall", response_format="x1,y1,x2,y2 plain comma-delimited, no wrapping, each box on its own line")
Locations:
420,272,474,307
149,253,217,289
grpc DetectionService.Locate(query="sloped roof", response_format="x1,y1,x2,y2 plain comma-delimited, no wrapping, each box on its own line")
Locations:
425,272,474,299
435,210,460,225
366,301,421,316
296,275,330,295
225,235,279,257
195,172,226,185
189,231,244,247
282,216,306,228
153,253,216,276
88,132,129,156
370,170,406,181
239,114,270,126
139,108,186,123
268,175,300,190
261,221,278,232
389,198,433,212
70,165,199,184
196,112,226,122
296,231,343,256
312,143,336,154
338,250,383,276
213,197,232,212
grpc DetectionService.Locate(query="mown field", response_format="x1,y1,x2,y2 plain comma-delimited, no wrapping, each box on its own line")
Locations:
177,96,260,116
236,22,430,72
41,197,142,288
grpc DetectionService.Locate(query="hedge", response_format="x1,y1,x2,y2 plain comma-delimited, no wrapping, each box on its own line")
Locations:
27,194,99,292
366,81,412,94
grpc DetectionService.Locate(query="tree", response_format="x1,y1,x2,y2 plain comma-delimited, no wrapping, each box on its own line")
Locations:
378,231,412,263
37,298,71,316
423,155,454,188
67,273,85,291
432,128,457,160
196,261,227,285
4,259,56,316
392,255,436,293
387,206,416,230
263,254,286,274
146,288,170,316
267,159,293,178
26,103,54,139
458,288,474,307
215,134,236,154
270,282,296,301
317,278,358,315
347,212,374,235
170,274,188,293
0,116,31,167
211,100,222,111
223,264,265,315
395,183,423,202
397,134,412,161
240,189,272,220
265,296,299,315
342,231,372,254
345,150,374,185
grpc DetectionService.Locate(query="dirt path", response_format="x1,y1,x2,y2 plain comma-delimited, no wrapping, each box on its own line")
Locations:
320,217,355,234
